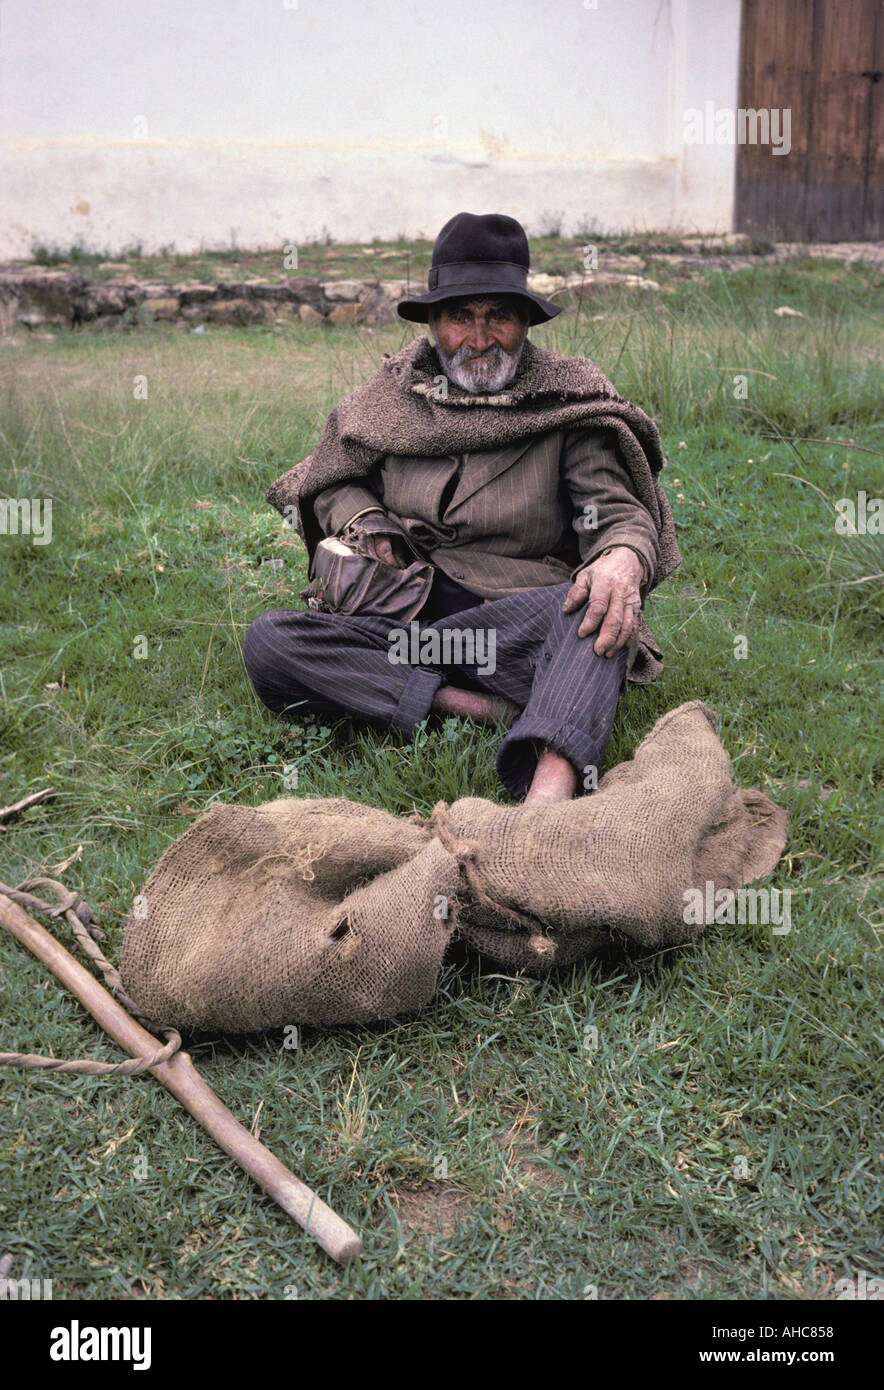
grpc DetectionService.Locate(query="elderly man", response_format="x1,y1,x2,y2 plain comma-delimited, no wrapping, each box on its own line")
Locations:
244,212,680,802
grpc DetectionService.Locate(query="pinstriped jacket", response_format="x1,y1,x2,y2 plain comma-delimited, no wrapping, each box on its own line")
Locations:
312,426,660,603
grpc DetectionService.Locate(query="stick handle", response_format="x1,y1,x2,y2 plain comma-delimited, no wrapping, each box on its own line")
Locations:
0,895,361,1263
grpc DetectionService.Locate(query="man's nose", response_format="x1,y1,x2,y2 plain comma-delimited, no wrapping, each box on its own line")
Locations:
467,320,493,351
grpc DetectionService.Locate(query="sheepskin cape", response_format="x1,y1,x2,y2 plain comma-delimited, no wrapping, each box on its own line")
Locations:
266,336,682,682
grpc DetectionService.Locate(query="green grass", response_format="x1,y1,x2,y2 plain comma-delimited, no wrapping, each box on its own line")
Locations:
0,258,882,1300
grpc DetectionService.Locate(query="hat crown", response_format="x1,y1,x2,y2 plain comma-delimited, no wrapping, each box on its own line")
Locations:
396,211,562,325
432,212,530,271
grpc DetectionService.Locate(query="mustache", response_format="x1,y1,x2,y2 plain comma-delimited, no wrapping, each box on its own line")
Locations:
432,329,526,394
451,343,511,364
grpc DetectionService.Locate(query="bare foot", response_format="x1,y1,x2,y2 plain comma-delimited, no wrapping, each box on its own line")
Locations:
524,748,578,803
431,684,519,726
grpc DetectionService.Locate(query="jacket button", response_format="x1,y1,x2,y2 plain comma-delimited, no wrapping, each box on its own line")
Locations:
452,571,464,579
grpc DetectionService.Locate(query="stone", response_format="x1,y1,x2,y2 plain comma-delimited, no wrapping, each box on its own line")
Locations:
320,278,375,302
92,315,124,331
4,270,85,328
527,273,567,295
206,297,269,325
80,282,130,319
284,276,325,309
144,296,180,320
297,303,325,325
175,282,217,304
246,282,299,302
0,292,18,335
328,302,365,326
284,276,325,310
595,273,661,291
380,280,406,301
551,273,592,301
357,287,397,325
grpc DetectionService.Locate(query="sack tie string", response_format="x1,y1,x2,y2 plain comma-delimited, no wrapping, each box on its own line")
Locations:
0,877,181,1075
409,800,551,939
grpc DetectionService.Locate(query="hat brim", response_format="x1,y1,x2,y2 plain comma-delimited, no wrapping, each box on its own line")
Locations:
397,284,563,326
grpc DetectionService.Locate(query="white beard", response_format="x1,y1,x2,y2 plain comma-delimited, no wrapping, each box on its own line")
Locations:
432,333,527,395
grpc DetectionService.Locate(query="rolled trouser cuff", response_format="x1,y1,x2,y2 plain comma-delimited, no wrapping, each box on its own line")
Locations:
390,667,444,734
497,716,601,800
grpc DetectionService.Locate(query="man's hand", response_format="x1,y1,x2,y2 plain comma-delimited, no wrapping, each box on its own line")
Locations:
349,519,412,568
360,532,411,567
562,546,644,657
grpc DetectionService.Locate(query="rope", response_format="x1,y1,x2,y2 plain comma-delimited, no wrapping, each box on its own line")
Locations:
410,800,551,937
0,876,182,1076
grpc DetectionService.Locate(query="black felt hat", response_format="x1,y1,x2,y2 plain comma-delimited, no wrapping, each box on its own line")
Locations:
397,212,563,325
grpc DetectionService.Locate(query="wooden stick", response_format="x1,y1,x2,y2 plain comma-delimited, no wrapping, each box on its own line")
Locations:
0,894,361,1264
0,787,56,824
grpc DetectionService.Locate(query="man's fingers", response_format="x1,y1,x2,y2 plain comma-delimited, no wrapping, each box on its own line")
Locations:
577,598,609,639
593,590,626,654
563,549,644,652
562,577,591,613
575,575,612,637
596,600,640,656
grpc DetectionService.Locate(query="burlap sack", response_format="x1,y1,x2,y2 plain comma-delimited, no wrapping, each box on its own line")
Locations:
120,702,788,1032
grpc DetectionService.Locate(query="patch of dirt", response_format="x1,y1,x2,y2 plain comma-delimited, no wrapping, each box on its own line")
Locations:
390,1182,475,1237
494,1124,571,1192
510,1147,568,1191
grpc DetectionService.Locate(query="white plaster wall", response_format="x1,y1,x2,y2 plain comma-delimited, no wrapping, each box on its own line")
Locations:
0,0,742,258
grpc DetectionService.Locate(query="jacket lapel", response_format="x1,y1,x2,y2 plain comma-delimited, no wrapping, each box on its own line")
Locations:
448,438,535,509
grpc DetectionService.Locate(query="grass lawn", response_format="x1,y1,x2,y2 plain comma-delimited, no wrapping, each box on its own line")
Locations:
0,253,881,1300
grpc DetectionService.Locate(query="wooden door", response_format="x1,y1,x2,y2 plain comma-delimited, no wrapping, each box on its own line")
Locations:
736,0,883,240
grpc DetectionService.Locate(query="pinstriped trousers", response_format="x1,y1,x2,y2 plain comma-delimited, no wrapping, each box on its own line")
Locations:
242,582,628,799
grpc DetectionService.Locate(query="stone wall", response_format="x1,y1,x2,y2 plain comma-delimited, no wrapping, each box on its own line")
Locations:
3,244,879,337
0,268,598,336
0,270,387,334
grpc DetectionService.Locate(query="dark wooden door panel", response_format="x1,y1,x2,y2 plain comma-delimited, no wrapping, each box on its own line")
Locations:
736,0,883,240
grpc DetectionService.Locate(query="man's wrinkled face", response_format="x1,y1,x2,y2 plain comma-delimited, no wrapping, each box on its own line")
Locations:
430,296,529,394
